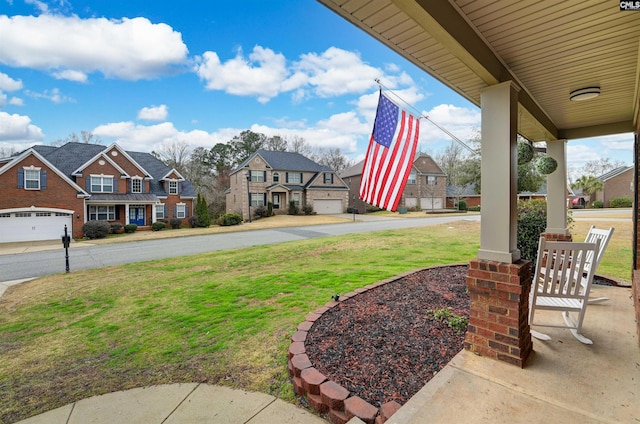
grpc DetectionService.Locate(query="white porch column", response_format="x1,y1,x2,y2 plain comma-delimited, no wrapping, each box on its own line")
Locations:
545,140,569,235
478,81,520,263
125,204,130,225
151,204,157,224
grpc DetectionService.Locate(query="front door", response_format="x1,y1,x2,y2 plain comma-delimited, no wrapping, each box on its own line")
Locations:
129,206,145,226
273,194,281,209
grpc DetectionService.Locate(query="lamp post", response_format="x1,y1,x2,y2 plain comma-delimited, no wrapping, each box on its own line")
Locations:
246,171,252,223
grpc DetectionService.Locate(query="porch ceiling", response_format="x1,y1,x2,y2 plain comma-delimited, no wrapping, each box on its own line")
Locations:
318,0,640,142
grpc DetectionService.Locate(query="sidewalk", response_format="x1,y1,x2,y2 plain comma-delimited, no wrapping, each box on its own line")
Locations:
14,284,640,424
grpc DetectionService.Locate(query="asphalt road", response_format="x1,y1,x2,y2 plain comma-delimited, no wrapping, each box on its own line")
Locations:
0,214,480,282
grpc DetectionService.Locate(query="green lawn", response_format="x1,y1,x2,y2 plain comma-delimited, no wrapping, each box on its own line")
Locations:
0,217,632,423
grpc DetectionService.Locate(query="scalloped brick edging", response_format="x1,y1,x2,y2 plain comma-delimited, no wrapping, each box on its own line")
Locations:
287,268,437,424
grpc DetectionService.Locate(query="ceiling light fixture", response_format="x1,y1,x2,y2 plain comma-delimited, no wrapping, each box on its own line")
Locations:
569,86,601,101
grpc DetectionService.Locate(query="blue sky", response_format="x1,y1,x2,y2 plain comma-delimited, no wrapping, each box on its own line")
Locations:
0,0,633,177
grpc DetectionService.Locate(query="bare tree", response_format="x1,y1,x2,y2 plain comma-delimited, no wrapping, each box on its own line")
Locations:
0,146,17,158
287,135,313,156
155,140,191,175
581,158,627,177
265,135,288,151
313,147,354,173
51,131,102,146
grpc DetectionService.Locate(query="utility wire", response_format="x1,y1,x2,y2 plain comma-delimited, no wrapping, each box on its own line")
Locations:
375,79,478,155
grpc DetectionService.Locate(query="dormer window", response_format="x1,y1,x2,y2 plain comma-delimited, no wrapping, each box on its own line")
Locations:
131,178,142,193
169,180,178,194
323,173,334,184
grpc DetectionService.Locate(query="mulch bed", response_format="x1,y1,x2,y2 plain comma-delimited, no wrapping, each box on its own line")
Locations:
304,265,469,408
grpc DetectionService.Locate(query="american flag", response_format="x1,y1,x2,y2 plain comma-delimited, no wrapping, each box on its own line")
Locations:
359,91,420,211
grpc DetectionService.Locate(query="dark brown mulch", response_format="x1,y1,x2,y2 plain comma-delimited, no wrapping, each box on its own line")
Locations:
305,265,469,408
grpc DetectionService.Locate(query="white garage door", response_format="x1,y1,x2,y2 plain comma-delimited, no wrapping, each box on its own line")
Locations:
313,199,343,214
0,211,72,243
405,197,418,208
420,198,443,210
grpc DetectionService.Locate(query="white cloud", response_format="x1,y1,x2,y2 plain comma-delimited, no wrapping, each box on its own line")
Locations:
25,88,72,104
0,112,44,143
52,69,88,82
195,46,290,103
92,121,218,152
9,97,24,106
0,15,188,80
138,104,168,121
0,72,23,91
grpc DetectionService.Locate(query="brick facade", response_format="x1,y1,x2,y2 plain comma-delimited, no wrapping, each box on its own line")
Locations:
465,259,533,367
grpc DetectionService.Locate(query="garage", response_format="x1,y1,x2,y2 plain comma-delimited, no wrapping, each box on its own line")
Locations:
0,209,73,243
420,198,443,210
313,199,343,214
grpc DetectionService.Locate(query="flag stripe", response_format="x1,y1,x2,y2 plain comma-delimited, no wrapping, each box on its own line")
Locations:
359,92,420,212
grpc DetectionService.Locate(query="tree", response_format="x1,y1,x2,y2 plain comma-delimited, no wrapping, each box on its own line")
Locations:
571,175,604,205
154,140,191,175
313,147,354,173
195,193,211,227
52,131,102,146
581,158,626,177
287,135,313,157
264,135,288,151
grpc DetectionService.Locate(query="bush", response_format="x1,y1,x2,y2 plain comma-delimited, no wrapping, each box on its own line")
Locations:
188,216,198,228
218,213,243,226
457,200,467,211
124,224,137,233
254,205,269,218
592,200,604,209
195,193,211,227
468,206,481,212
517,199,547,263
110,223,124,234
151,221,166,231
288,200,299,215
302,204,315,215
609,197,632,208
82,220,111,239
267,202,273,217
169,218,182,229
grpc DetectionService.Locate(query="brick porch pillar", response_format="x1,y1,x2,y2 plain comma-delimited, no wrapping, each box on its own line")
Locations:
465,258,533,367
540,232,572,242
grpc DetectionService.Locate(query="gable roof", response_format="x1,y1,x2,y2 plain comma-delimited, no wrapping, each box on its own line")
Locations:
597,166,634,182
232,149,331,174
12,142,196,198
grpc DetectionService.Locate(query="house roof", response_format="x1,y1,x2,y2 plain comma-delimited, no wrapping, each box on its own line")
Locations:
17,142,196,198
232,149,331,174
597,166,634,182
319,1,640,141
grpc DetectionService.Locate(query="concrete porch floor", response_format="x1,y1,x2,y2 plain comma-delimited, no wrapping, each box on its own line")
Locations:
388,283,639,423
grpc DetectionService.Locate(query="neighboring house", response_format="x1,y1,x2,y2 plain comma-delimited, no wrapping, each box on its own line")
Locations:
226,149,349,220
341,153,447,213
446,183,481,208
0,142,196,243
595,166,634,207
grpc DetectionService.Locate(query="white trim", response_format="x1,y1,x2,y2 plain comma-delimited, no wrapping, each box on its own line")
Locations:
161,168,186,181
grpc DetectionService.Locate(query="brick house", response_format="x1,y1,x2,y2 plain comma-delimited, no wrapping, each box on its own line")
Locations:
226,149,349,220
0,142,196,242
341,153,447,213
594,166,634,207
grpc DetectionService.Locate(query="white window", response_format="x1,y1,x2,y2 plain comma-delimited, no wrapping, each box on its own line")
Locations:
324,173,334,184
169,180,178,194
176,203,186,218
89,205,115,220
131,178,142,193
91,176,113,193
25,169,40,189
288,173,302,184
407,171,417,185
273,172,280,183
156,204,165,219
292,193,301,207
251,193,265,207
427,176,437,185
250,170,265,182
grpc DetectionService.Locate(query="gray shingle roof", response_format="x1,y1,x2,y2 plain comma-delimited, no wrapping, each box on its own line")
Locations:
597,166,633,181
31,142,196,198
233,149,331,174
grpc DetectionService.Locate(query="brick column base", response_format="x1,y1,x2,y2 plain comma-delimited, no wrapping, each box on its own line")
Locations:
465,259,533,367
540,232,573,242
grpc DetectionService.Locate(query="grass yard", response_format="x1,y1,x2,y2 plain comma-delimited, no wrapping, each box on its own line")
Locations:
0,216,632,423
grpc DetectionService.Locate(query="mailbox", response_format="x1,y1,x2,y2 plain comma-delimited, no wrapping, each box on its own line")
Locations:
61,234,71,248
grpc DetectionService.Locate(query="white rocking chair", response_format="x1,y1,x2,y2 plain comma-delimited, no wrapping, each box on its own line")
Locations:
529,236,601,344
582,226,614,303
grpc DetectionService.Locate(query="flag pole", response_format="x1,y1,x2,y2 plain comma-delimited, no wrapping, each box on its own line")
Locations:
374,79,478,155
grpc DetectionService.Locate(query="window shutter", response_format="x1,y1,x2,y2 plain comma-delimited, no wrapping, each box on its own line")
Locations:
173,205,177,218
86,178,91,192
263,171,266,182
113,178,118,192
41,170,47,189
285,172,289,183
164,204,168,217
177,182,181,194
17,169,24,188
129,179,133,193
263,193,267,205
299,173,303,184
185,205,189,216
